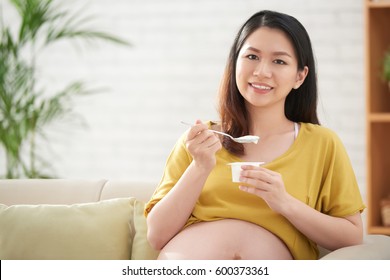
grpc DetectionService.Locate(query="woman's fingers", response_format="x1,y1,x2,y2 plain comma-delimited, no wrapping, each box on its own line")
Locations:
188,129,219,148
240,166,273,185
239,176,271,191
186,121,209,141
185,120,222,168
241,165,276,175
238,166,289,213
239,185,266,195
186,120,221,148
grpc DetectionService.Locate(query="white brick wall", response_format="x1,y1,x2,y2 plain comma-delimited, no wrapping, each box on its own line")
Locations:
1,0,366,200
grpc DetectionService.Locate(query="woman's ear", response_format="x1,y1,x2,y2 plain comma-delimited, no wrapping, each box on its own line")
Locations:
294,66,309,89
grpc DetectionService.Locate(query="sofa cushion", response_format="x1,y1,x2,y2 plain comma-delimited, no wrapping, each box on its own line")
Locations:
131,200,159,259
0,198,135,260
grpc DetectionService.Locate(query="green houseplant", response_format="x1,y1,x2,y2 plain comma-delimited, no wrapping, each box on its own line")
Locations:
0,0,129,178
383,48,390,92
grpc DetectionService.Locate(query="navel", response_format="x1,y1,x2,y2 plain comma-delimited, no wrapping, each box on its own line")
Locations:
233,252,242,260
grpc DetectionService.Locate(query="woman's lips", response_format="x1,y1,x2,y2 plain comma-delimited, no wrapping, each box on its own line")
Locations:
249,82,273,93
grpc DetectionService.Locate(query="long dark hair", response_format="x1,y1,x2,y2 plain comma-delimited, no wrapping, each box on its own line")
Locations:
218,10,319,155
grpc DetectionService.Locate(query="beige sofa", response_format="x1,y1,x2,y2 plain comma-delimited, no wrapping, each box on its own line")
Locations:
1,179,389,260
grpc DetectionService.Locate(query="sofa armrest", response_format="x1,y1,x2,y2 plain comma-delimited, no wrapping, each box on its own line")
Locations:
320,234,390,260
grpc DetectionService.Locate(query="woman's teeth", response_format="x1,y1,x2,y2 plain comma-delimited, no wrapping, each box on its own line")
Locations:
251,84,272,90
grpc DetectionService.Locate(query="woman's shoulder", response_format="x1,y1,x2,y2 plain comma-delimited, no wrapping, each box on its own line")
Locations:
301,122,338,136
299,123,351,162
300,122,343,145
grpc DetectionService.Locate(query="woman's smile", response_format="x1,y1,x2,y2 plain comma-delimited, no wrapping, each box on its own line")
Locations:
249,82,274,94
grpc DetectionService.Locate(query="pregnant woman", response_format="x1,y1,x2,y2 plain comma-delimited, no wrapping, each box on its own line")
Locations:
144,10,365,260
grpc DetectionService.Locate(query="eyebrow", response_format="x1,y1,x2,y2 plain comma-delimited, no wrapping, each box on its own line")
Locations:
245,46,292,58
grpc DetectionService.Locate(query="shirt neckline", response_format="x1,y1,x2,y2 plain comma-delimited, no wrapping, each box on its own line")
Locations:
225,122,303,165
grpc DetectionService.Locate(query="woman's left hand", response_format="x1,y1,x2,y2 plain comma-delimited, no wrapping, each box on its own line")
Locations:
238,165,292,214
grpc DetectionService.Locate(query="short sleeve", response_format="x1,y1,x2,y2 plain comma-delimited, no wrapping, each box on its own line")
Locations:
316,133,366,217
144,132,193,216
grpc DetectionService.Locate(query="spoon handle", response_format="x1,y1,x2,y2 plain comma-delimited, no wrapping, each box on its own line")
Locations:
180,121,195,127
180,121,233,139
207,129,233,139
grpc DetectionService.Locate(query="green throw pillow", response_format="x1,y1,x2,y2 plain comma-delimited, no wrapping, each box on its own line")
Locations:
0,198,135,260
131,200,159,260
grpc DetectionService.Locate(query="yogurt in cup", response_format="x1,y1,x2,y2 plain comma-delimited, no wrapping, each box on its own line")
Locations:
227,162,265,183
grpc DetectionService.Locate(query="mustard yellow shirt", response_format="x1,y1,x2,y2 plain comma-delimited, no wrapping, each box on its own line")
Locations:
144,122,365,259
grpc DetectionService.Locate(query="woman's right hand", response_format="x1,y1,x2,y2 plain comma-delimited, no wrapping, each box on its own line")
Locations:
185,120,222,171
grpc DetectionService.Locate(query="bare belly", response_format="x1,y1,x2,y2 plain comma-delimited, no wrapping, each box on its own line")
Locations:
158,219,293,260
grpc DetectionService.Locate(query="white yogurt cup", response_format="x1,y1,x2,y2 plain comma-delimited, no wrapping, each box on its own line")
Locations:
227,162,265,182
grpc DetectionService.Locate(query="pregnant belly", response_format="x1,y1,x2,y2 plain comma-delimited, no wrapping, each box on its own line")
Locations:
157,219,293,260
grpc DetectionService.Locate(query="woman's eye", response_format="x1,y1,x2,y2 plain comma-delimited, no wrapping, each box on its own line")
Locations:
247,54,258,60
274,59,286,65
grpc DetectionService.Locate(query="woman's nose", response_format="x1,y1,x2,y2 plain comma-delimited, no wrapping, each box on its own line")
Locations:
253,62,272,78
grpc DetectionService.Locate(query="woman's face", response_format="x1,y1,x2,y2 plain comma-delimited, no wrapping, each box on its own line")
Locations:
235,27,308,112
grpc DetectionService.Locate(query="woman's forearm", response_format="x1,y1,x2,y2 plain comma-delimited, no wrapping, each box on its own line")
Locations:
281,196,363,251
146,161,212,250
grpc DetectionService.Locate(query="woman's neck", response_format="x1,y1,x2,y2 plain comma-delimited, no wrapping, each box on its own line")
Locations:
247,109,294,138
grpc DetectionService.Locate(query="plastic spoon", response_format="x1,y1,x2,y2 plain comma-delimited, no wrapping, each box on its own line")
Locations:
180,121,259,144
